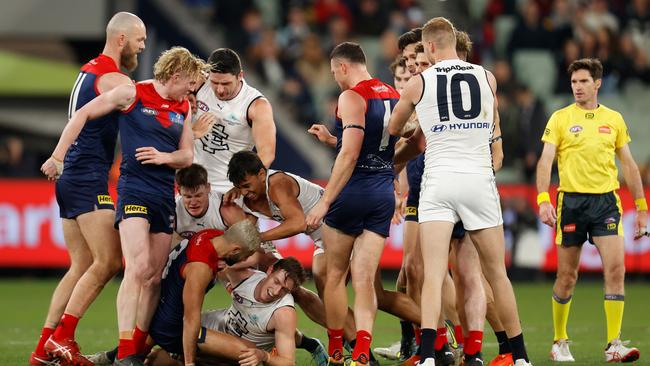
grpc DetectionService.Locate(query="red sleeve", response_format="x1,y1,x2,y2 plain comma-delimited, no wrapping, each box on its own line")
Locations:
185,229,223,274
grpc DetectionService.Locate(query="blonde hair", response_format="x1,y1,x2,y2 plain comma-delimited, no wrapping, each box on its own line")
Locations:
422,17,456,49
455,30,472,58
153,46,209,83
223,220,261,261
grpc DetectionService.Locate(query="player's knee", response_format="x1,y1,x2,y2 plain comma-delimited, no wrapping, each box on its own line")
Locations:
556,269,578,291
94,256,122,280
404,257,423,284
604,264,625,286
350,270,374,290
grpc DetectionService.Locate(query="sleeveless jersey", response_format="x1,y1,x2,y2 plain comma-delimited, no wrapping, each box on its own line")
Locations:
62,54,123,178
118,82,190,198
153,231,222,331
224,271,294,350
175,191,227,239
416,59,495,175
246,169,324,240
334,79,400,179
194,79,265,192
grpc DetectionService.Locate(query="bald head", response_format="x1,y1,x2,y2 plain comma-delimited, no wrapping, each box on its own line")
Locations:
422,17,456,49
106,12,145,38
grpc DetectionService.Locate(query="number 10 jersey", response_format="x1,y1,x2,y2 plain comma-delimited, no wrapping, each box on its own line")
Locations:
416,59,495,176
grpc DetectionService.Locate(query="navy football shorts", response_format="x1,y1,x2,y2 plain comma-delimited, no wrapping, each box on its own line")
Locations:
55,175,114,219
115,191,175,234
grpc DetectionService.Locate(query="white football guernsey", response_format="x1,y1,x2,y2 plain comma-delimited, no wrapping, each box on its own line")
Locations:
175,191,227,239
194,79,265,193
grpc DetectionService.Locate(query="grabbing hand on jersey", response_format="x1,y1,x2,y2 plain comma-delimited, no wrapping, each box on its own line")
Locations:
41,156,64,180
135,146,171,165
192,112,217,139
238,347,268,366
538,201,557,227
305,200,328,231
307,123,337,147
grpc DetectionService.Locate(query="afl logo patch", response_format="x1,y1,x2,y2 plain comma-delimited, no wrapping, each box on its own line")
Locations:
141,107,158,116
197,101,209,112
179,231,195,239
569,125,583,133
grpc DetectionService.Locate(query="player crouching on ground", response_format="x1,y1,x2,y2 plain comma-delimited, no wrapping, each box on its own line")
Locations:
147,257,308,366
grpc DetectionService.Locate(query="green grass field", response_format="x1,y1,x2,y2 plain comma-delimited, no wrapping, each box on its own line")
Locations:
2,279,649,365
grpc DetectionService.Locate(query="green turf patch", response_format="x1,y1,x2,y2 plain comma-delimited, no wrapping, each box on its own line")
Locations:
2,280,648,365
0,51,79,96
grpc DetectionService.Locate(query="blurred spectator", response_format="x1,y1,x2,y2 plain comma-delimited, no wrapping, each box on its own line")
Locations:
277,5,312,60
323,16,352,53
375,30,400,84
241,7,265,58
507,0,552,57
213,0,255,50
314,0,353,30
492,59,517,97
296,33,336,119
514,83,547,182
253,29,286,89
623,0,650,59
394,0,424,30
547,0,574,48
351,0,390,36
497,90,520,168
583,0,619,33
0,136,39,177
555,38,581,94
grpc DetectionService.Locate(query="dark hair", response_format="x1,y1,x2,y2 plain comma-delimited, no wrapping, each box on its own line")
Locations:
272,257,307,287
330,42,366,64
176,163,209,189
398,28,422,51
389,56,407,76
227,151,265,185
567,58,603,80
414,43,424,54
207,48,242,75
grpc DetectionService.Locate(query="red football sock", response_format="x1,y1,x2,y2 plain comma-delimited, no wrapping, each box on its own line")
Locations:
34,327,55,357
465,330,484,355
352,330,372,363
132,326,149,355
117,338,136,360
454,325,465,346
52,313,79,340
434,327,448,351
327,328,344,359
414,326,421,345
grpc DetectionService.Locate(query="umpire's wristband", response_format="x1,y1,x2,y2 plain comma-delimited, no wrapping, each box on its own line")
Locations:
537,192,551,205
635,198,648,211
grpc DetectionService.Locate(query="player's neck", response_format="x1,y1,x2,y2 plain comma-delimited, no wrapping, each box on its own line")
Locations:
101,45,121,68
434,49,460,63
575,98,598,110
347,70,373,89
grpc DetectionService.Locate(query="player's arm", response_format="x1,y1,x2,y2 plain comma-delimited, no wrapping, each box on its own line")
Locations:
239,307,296,366
42,84,136,179
137,107,194,169
249,98,276,168
307,123,337,147
394,126,425,165
261,174,307,242
181,261,214,366
220,200,248,227
305,90,365,228
388,75,422,136
96,72,134,93
535,142,557,227
616,144,648,238
486,70,504,171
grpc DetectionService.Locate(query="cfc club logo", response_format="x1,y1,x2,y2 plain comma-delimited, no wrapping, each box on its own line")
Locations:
124,204,148,214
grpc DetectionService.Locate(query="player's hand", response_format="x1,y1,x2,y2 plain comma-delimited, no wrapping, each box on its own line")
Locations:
634,210,648,239
41,156,63,181
192,112,216,139
224,187,242,202
392,191,406,224
538,201,557,227
308,123,336,147
238,348,268,366
136,146,170,165
306,200,329,231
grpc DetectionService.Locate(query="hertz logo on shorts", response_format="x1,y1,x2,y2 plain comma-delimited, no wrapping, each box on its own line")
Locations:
97,195,114,205
124,204,148,214
406,207,417,215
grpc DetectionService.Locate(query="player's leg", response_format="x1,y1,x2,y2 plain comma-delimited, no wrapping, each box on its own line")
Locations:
453,233,486,364
293,286,327,328
418,221,454,363
322,224,355,363
33,219,92,365
593,235,639,362
349,229,386,364
375,270,420,325
469,225,529,363
197,328,256,361
296,329,329,366
484,274,514,365
116,217,152,361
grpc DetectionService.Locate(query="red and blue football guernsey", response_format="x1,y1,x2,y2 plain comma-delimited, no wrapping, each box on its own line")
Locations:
118,82,190,199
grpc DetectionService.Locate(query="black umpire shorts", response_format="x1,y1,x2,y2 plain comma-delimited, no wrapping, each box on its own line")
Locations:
555,191,623,246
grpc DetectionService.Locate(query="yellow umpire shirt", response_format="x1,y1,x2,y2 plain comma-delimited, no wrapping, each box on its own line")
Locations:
541,103,630,194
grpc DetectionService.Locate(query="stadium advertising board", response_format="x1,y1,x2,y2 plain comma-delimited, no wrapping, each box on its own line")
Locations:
0,180,649,272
